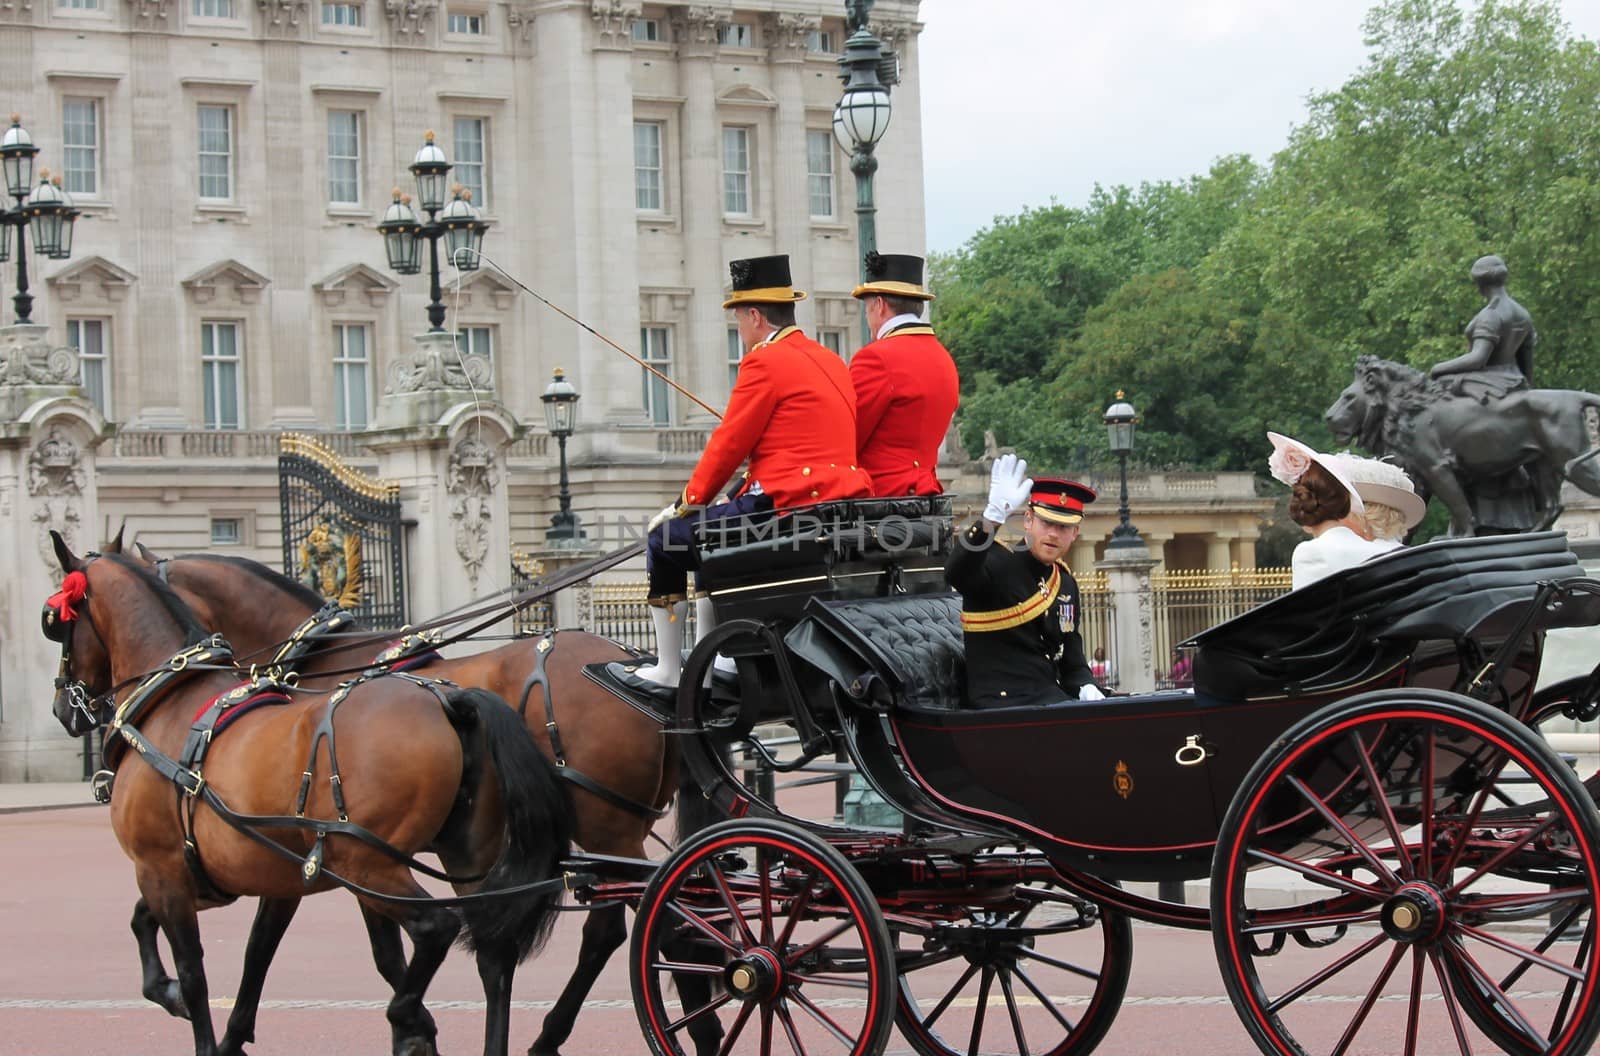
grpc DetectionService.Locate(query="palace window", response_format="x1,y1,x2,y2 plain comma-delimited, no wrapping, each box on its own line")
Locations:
446,7,485,34
67,318,110,416
641,326,672,425
191,0,234,17
453,117,488,209
819,329,847,359
332,323,371,430
57,0,102,9
721,126,750,216
806,29,834,53
454,325,493,364
321,1,362,25
717,22,753,47
634,121,663,211
726,326,743,391
197,105,234,201
210,518,242,545
62,98,100,198
201,321,242,430
631,17,660,42
806,129,834,219
327,110,362,205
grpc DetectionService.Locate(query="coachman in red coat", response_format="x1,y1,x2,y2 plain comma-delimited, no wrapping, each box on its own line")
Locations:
619,254,872,689
849,252,960,495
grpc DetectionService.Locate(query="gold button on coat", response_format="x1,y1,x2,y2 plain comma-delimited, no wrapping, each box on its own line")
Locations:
801,466,811,476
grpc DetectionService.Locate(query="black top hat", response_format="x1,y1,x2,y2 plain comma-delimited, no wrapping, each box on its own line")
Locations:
852,252,934,301
723,254,808,308
1028,477,1097,526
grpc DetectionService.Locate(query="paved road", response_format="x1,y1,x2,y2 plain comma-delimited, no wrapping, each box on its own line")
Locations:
0,802,1580,1056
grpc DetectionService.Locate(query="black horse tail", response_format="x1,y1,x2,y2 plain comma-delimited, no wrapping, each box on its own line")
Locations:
449,687,574,962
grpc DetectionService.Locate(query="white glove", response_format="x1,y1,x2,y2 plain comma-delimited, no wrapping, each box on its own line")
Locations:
1078,683,1106,701
647,503,679,534
983,453,1033,524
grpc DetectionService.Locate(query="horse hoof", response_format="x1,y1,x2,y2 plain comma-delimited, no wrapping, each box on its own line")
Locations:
396,1038,438,1056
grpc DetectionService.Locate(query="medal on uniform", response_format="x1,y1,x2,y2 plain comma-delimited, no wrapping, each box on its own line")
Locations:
1059,599,1074,633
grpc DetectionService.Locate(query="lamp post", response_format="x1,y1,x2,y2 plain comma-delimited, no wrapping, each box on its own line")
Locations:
541,367,585,543
1103,391,1143,549
0,115,80,325
376,131,489,332
834,1,897,345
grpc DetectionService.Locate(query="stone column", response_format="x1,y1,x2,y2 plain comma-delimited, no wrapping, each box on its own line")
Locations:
672,4,730,420
1098,542,1158,694
127,29,183,426
0,325,108,780
260,13,314,427
362,331,522,632
1206,532,1236,571
767,14,816,322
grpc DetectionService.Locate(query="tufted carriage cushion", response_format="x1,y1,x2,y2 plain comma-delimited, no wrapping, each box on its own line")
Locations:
787,593,967,711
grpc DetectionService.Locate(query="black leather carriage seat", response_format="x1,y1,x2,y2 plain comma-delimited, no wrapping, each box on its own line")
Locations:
1184,531,1594,700
695,496,955,630
785,592,968,710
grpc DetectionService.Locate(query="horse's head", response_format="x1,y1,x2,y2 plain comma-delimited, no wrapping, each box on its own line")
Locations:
45,531,114,738
1327,355,1392,449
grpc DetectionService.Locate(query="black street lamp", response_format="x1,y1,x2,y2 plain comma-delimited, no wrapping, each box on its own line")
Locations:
376,131,489,332
0,115,80,325
834,1,898,345
1103,391,1144,549
541,367,585,543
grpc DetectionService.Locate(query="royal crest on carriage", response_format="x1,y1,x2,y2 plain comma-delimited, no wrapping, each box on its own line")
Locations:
1113,760,1133,800
299,518,363,609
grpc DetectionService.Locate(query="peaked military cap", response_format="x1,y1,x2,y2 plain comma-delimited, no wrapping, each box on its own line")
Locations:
1028,477,1097,526
852,251,934,301
722,254,808,309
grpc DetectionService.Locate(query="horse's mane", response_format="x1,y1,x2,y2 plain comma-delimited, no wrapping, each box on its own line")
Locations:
173,552,325,609
104,553,211,646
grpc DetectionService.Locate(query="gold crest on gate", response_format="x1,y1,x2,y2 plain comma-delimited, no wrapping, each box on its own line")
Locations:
1113,760,1134,800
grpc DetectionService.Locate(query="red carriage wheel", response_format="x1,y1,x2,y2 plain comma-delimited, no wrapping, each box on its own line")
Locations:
631,818,897,1056
890,876,1131,1056
1211,689,1600,1056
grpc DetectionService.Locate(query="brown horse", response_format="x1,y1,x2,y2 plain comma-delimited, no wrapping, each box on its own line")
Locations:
114,540,682,1056
47,534,573,1056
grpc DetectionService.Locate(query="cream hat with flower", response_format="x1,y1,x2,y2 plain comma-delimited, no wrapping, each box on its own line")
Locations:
1267,431,1365,516
1330,454,1426,528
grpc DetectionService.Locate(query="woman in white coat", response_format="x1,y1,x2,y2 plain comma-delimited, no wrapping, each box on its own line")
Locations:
1269,432,1392,590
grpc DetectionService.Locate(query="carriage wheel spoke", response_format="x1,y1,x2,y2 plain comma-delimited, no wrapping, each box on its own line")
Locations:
1433,754,1512,882
1426,948,1476,1056
1243,848,1385,899
703,857,758,949
1503,900,1586,992
786,972,870,990
1329,942,1405,1056
1419,728,1436,878
1550,914,1595,1040
1014,946,1104,983
1403,947,1425,1056
784,919,855,967
649,957,728,976
760,1003,774,1056
789,986,856,1048
775,870,818,952
1012,961,1078,1034
667,901,742,955
1287,775,1400,887
1443,815,1561,899
758,847,774,946
998,968,1032,1056
718,999,758,1056
1455,923,1589,982
775,999,809,1056
1350,730,1416,880
967,967,994,1056
1442,937,1549,1051
922,962,981,1030
1266,933,1386,1015
1243,907,1381,936
666,989,735,1035
1458,887,1592,915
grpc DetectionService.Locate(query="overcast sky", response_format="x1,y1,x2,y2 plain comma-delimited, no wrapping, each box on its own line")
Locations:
916,0,1600,253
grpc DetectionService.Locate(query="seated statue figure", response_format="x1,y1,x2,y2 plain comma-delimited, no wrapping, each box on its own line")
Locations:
1429,254,1536,402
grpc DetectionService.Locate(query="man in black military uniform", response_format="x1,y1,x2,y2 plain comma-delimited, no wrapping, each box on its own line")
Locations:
946,453,1106,709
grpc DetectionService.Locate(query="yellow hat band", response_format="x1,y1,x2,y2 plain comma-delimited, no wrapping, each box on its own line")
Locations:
1029,504,1083,526
852,280,934,301
723,286,808,308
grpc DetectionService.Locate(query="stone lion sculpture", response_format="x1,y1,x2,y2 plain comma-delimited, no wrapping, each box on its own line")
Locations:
1325,354,1600,536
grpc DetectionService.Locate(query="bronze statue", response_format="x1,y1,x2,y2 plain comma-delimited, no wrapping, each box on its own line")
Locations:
845,0,873,32
1429,254,1537,400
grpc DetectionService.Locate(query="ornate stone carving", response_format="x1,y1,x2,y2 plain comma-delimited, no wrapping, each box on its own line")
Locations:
0,0,35,22
447,436,500,594
766,12,816,61
0,327,80,388
123,0,169,18
591,0,640,48
256,0,308,32
503,0,535,43
385,337,492,395
28,426,86,573
870,18,913,50
671,4,727,56
385,0,437,37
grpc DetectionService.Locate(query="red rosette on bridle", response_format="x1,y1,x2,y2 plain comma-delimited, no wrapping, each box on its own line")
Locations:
47,570,88,622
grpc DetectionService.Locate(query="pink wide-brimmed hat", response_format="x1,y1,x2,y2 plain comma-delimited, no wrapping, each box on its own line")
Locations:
1267,431,1365,516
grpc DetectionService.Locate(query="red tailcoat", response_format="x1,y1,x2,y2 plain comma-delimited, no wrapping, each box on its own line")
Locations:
683,327,873,509
850,323,960,496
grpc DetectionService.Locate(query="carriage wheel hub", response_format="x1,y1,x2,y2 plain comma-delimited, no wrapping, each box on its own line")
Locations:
1381,882,1447,944
726,948,783,1001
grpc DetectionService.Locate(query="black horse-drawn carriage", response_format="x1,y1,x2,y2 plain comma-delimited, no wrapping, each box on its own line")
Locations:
573,499,1600,1056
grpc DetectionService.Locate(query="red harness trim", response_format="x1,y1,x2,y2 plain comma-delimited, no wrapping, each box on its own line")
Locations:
192,686,294,734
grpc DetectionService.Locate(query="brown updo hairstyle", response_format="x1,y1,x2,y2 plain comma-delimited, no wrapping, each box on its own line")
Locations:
1289,461,1351,527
